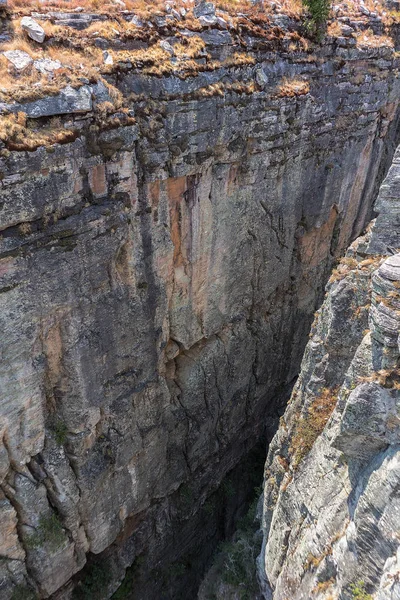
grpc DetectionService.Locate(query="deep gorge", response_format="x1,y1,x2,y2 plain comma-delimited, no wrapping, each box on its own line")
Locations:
1,2,400,598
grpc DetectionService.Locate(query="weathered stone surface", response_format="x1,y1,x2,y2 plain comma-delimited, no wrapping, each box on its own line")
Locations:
20,16,45,43
3,50,33,74
258,165,400,599
1,21,400,600
8,84,92,117
33,57,62,74
367,147,400,254
194,1,216,18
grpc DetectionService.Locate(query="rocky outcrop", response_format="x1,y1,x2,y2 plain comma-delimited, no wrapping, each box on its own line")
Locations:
1,5,400,599
258,146,400,599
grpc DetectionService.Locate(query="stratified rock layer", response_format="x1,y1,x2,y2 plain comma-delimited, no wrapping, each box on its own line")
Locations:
1,15,400,600
258,146,400,599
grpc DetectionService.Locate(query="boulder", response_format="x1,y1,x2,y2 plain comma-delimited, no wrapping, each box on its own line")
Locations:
21,17,46,44
3,50,33,75
194,1,216,18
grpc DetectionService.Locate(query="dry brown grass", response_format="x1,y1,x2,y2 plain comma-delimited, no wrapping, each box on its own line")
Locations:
275,77,309,98
359,368,400,389
0,18,105,103
327,21,343,37
327,255,381,284
290,387,339,468
0,112,77,150
312,578,335,593
9,0,188,17
355,29,394,48
382,9,400,26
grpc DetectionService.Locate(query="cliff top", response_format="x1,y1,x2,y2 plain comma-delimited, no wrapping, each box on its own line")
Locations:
0,0,397,151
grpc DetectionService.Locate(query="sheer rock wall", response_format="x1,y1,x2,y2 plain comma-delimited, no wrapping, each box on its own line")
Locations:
258,144,400,599
1,30,400,599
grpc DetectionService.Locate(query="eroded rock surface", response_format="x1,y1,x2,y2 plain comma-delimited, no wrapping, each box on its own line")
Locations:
258,150,400,599
1,4,400,600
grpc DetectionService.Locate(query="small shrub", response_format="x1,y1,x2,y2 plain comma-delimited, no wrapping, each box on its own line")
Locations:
53,420,68,445
350,580,373,600
302,0,331,37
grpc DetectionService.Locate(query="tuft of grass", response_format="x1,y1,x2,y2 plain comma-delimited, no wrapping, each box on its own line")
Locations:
53,420,68,445
275,77,310,98
0,112,77,151
290,387,339,468
358,368,400,390
327,21,343,36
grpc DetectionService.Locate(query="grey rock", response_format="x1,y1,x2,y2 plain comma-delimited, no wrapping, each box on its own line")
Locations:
194,0,216,17
258,176,400,600
3,50,33,74
131,14,144,27
20,16,45,43
103,50,114,66
15,85,92,118
33,58,62,74
171,8,181,20
255,67,269,88
332,383,399,459
215,15,227,28
160,40,175,55
1,27,400,600
360,4,371,15
199,14,217,26
340,24,354,35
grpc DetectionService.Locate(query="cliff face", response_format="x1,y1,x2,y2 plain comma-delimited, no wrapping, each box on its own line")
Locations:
1,6,400,599
258,146,400,599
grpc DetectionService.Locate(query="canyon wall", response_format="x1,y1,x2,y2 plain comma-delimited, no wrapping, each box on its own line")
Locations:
1,12,400,599
258,144,400,599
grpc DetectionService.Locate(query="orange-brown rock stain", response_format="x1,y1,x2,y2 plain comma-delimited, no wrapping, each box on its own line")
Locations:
167,176,189,271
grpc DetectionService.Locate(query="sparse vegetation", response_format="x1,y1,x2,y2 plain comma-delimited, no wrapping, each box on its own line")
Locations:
356,29,394,48
275,77,310,98
0,112,78,151
290,387,338,468
302,0,330,37
26,513,65,551
218,496,261,600
53,420,68,445
349,580,373,600
359,368,400,389
328,254,384,285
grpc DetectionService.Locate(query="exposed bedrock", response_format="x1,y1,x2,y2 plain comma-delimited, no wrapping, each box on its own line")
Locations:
258,143,400,599
1,36,400,599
